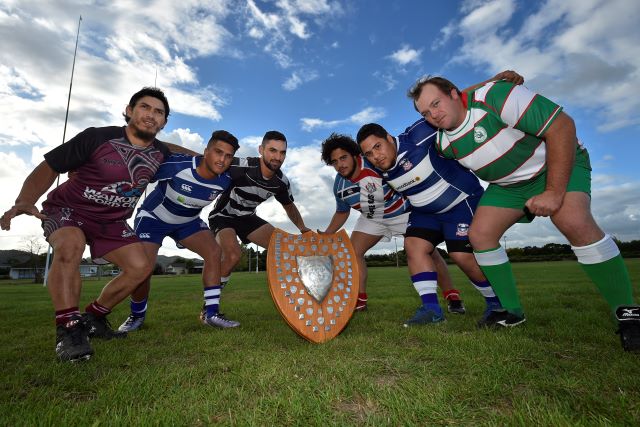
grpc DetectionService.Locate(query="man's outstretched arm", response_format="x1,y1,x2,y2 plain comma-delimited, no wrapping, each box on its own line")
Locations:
1,161,58,230
283,202,311,233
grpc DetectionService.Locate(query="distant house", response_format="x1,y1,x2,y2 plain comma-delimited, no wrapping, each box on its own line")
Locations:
189,262,204,274
79,264,99,277
166,263,187,275
9,267,45,280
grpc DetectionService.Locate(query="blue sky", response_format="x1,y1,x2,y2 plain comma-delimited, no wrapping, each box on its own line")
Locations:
1,0,639,258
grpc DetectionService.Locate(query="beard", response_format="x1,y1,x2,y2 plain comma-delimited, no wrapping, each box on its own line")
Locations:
262,156,281,172
132,127,158,142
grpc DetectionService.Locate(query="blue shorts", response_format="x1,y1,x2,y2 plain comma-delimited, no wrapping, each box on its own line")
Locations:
134,211,209,245
404,195,479,253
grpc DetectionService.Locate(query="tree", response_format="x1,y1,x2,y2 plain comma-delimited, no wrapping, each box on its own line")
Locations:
21,235,46,283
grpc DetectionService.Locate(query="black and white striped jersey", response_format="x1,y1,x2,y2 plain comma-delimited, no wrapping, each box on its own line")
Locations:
208,157,294,219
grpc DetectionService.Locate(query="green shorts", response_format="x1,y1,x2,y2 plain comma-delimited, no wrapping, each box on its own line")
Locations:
479,148,591,223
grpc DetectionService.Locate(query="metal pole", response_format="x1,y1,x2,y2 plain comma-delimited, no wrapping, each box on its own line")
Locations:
44,15,82,287
394,237,399,268
503,235,507,250
255,243,259,273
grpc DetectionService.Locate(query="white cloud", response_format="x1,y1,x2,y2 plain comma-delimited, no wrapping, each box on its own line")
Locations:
301,107,386,131
282,69,319,91
443,0,640,132
160,128,205,152
243,0,343,69
387,45,423,66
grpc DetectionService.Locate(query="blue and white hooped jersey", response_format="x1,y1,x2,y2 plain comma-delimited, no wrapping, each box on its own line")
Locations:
334,155,409,221
139,154,232,224
381,119,483,214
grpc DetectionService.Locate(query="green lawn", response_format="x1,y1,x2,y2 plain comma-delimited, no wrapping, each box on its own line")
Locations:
1,260,639,426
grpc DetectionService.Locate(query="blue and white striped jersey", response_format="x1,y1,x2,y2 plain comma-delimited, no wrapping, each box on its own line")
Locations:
139,154,232,224
334,155,409,220
381,119,483,214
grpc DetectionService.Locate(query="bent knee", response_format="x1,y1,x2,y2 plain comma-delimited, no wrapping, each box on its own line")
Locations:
119,258,153,280
51,242,85,264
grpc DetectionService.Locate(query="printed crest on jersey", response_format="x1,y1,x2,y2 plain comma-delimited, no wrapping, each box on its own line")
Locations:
456,223,470,237
474,126,488,144
181,183,193,193
121,229,136,238
400,158,413,171
365,182,377,193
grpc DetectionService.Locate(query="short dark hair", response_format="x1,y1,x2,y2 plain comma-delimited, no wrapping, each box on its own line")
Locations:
262,130,287,146
208,130,239,151
123,87,170,123
407,75,461,112
356,123,389,145
320,133,360,165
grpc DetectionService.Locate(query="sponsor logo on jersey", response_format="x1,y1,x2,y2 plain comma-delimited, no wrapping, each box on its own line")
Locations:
366,193,376,219
396,177,420,191
181,183,193,192
139,233,151,239
101,181,143,197
474,126,487,143
365,182,377,193
456,223,470,237
400,159,413,171
83,187,139,207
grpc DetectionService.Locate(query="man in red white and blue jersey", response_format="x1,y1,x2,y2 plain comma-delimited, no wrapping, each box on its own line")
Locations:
320,133,461,313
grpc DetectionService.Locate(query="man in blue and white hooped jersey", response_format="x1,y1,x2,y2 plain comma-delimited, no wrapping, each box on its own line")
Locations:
319,133,463,313
119,130,241,332
357,120,504,328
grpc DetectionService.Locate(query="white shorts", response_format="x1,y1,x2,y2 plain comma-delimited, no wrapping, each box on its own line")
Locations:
352,213,409,242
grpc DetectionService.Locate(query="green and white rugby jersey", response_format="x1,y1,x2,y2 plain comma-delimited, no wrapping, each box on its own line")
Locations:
436,81,566,186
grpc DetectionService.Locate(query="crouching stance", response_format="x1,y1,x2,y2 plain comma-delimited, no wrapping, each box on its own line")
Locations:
119,130,241,332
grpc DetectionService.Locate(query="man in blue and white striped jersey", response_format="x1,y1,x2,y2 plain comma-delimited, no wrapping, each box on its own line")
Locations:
357,120,503,328
119,130,241,332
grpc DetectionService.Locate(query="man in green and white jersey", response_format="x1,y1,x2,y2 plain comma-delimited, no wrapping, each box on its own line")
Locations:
407,76,639,351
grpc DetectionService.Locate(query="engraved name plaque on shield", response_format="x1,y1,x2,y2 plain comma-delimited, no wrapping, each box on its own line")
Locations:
266,229,359,343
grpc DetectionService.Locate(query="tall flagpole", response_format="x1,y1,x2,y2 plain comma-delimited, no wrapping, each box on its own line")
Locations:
44,15,83,286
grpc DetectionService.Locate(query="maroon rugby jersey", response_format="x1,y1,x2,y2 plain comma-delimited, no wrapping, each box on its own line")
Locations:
43,126,171,221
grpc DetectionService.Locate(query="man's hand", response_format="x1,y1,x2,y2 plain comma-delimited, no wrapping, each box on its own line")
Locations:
0,202,46,230
525,190,565,217
299,226,312,234
492,70,524,85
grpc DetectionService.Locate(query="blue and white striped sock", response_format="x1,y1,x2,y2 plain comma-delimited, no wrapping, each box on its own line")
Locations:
130,298,148,318
470,279,501,309
204,285,221,318
411,271,441,313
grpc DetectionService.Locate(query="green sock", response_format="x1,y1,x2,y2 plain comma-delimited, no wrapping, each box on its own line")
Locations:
479,261,523,317
475,247,523,316
579,254,633,313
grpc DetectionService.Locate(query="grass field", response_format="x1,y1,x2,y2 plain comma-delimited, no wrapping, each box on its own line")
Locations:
1,260,639,426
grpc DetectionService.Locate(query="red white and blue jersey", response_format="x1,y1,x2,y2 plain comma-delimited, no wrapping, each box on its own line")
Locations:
334,155,409,220
381,119,483,214
138,154,232,224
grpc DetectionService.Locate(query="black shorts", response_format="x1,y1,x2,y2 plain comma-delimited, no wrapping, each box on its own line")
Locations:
209,214,267,244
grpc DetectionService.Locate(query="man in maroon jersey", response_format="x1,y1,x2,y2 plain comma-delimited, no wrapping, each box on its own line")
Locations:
0,87,173,362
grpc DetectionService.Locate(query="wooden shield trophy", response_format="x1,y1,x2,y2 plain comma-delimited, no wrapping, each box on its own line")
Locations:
266,229,359,343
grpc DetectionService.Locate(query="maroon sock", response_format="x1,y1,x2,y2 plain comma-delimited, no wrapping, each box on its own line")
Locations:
85,301,111,317
55,307,80,326
443,289,461,301
357,293,368,302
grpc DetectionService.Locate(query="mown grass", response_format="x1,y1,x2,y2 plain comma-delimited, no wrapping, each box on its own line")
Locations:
1,260,639,426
